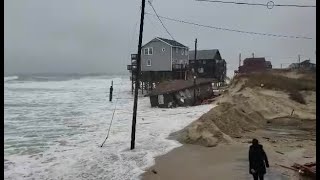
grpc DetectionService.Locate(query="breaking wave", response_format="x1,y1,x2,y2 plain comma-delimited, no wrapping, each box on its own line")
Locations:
4,76,19,82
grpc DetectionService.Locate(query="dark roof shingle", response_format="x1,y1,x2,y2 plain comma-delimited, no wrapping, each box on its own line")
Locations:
157,37,188,48
189,49,219,60
243,57,266,65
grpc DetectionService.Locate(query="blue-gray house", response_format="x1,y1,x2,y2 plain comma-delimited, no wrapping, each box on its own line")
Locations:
141,37,189,72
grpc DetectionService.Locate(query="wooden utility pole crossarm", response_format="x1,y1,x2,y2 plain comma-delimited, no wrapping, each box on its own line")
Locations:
131,0,146,150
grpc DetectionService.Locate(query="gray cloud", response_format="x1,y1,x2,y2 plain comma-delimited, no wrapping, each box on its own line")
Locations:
4,0,316,77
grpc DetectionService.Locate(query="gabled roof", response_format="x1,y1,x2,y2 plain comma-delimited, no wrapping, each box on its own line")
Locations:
189,49,220,60
301,60,315,65
243,57,266,62
156,37,188,48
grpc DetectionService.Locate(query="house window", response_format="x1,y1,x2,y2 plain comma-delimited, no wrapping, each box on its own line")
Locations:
185,50,188,56
144,47,153,55
198,67,204,73
147,59,152,66
181,49,184,55
176,48,179,53
158,95,164,105
162,48,165,52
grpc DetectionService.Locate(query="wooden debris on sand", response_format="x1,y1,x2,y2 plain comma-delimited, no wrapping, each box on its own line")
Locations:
278,162,316,179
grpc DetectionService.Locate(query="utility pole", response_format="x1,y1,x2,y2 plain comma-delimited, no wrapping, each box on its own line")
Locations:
239,53,241,68
109,81,113,102
193,76,197,105
193,39,198,106
298,54,301,68
130,0,146,150
194,38,197,76
194,38,197,61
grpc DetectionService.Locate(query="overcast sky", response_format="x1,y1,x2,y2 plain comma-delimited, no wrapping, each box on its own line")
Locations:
4,0,316,77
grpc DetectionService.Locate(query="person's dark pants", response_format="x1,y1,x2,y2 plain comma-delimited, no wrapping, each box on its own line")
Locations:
252,173,264,180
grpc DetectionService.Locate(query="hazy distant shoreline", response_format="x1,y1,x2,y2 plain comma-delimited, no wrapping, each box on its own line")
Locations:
4,72,130,77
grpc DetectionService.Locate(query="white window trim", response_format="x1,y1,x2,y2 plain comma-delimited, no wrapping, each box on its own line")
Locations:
144,48,148,55
147,59,152,66
144,47,153,55
148,47,153,55
158,95,164,105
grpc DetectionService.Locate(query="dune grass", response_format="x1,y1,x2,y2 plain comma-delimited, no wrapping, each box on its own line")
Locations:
234,71,315,104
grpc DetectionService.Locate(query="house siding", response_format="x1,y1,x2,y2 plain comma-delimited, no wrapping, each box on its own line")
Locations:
213,51,222,60
172,47,189,65
141,39,172,71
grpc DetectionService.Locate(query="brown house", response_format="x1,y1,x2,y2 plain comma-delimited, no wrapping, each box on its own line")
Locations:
189,49,227,82
238,57,272,73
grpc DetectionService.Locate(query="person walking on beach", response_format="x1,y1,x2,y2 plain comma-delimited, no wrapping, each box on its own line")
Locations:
249,138,269,180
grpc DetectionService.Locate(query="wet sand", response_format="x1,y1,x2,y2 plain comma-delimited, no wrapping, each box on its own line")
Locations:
141,143,289,180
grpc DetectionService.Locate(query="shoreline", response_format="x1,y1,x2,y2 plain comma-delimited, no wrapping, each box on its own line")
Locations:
140,142,291,180
140,129,315,180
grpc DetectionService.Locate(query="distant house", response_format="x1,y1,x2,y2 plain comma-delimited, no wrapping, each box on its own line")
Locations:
147,78,216,108
289,60,316,71
289,63,299,69
238,57,272,73
189,49,227,82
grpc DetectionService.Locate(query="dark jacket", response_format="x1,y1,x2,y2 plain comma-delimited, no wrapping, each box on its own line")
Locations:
249,144,269,174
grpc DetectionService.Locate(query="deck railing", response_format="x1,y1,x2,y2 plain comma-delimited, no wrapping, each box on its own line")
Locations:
172,64,188,70
127,65,137,71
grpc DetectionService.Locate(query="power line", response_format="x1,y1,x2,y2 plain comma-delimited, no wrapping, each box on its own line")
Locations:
147,1,175,40
100,79,123,147
145,14,163,36
145,12,312,40
195,0,316,9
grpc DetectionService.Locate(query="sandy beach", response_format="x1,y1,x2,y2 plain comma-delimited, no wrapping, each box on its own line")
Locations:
142,71,316,180
142,143,291,180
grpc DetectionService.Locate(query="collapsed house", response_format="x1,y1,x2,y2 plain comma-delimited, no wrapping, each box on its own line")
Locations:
147,78,217,108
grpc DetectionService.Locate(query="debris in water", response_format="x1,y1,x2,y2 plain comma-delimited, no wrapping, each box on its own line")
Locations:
151,169,157,174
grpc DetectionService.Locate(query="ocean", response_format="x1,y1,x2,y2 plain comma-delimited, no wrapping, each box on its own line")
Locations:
4,75,213,180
